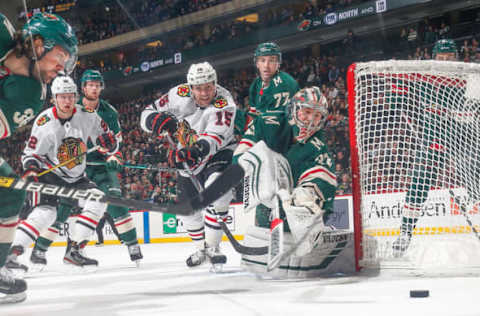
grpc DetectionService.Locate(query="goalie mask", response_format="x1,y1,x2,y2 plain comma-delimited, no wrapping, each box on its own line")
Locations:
289,86,328,143
432,39,458,61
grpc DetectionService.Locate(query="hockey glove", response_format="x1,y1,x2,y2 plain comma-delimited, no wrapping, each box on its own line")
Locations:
161,140,210,169
146,112,178,136
106,153,123,172
96,132,117,154
22,161,41,182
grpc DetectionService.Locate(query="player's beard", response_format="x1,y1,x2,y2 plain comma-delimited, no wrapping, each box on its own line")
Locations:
84,93,99,102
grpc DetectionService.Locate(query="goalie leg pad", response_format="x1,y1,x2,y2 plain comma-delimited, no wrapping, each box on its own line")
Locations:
238,141,293,212
241,226,355,278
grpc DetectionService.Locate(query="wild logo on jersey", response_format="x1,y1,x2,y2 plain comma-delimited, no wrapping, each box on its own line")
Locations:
214,97,228,108
177,85,190,97
0,66,9,79
36,115,50,126
57,137,87,169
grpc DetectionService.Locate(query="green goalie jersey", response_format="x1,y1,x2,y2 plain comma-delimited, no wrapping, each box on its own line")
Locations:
80,96,122,161
248,71,299,115
0,13,45,140
238,111,337,221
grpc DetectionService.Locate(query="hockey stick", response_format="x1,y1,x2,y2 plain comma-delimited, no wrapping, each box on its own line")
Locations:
37,146,100,177
87,161,174,171
167,134,268,254
0,164,244,216
449,190,480,242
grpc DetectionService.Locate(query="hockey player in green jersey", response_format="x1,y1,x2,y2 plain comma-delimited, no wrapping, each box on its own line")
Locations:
0,12,77,303
234,86,338,276
248,42,299,116
392,39,462,256
31,69,143,268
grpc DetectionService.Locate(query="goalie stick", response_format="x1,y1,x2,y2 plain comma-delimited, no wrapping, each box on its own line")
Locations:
449,190,480,242
0,164,244,216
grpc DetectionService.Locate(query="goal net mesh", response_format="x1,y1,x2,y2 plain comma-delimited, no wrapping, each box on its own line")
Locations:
348,60,480,273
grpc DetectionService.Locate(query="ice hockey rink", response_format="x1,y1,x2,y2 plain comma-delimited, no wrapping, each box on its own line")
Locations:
2,241,479,316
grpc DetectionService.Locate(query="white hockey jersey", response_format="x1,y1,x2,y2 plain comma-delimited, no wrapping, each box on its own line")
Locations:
140,83,237,173
22,105,111,183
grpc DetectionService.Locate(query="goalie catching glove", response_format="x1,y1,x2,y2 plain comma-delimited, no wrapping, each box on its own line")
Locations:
159,139,210,169
145,111,178,136
96,132,118,154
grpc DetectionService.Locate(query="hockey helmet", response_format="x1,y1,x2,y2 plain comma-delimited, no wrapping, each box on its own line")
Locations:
254,42,282,64
187,62,217,86
22,12,78,74
81,69,105,89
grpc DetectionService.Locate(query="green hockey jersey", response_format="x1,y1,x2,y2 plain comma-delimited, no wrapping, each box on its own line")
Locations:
248,71,299,115
79,96,122,161
0,13,45,139
238,111,337,218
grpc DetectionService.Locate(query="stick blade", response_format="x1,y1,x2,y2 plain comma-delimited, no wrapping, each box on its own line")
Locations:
267,218,284,271
191,164,245,210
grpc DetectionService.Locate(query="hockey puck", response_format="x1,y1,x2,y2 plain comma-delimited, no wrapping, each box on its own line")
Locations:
410,290,429,298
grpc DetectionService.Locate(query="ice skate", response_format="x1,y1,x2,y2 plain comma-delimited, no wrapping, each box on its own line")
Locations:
127,243,143,267
64,241,98,270
0,267,27,304
186,248,206,267
5,246,28,275
392,231,412,258
29,248,47,273
206,245,227,273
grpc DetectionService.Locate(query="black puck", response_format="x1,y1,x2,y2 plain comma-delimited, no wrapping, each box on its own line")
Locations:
410,290,429,298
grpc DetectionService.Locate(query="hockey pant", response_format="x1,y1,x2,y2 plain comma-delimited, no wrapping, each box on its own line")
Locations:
177,149,233,250
36,165,137,250
12,173,107,252
0,157,26,266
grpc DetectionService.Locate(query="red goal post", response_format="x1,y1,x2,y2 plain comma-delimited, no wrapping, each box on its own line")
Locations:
347,60,480,274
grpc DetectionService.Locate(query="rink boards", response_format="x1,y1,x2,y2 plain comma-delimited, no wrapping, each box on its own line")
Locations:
50,195,354,246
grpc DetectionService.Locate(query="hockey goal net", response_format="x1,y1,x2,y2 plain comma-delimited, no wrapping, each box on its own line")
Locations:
348,60,480,273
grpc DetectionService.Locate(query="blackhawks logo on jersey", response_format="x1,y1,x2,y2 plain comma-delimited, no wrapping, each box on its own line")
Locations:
57,137,87,169
177,85,190,97
36,115,50,126
214,97,228,108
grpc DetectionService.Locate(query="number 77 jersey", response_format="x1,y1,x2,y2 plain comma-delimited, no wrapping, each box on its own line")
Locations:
140,83,237,156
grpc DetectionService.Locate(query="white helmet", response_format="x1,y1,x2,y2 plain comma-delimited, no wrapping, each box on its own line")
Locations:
187,62,217,86
51,75,78,97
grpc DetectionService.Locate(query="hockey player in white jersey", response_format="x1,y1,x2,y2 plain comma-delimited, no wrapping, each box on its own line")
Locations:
141,62,236,270
6,76,118,272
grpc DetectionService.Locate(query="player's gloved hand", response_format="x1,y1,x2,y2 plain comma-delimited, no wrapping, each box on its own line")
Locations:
96,132,117,154
22,162,41,182
146,112,178,136
162,140,210,169
106,153,123,172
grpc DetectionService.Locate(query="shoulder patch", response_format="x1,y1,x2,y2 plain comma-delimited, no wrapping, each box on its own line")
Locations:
0,66,10,79
214,97,228,108
177,85,190,97
36,115,50,126
81,107,96,113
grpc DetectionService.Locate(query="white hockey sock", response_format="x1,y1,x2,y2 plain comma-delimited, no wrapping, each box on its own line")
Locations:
204,207,228,248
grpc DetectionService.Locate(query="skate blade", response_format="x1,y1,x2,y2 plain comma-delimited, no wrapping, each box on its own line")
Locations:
209,264,224,273
0,292,26,304
8,268,26,279
134,260,141,268
29,263,46,273
63,260,98,273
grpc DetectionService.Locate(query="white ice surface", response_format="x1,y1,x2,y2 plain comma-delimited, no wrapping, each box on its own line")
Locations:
2,241,479,316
